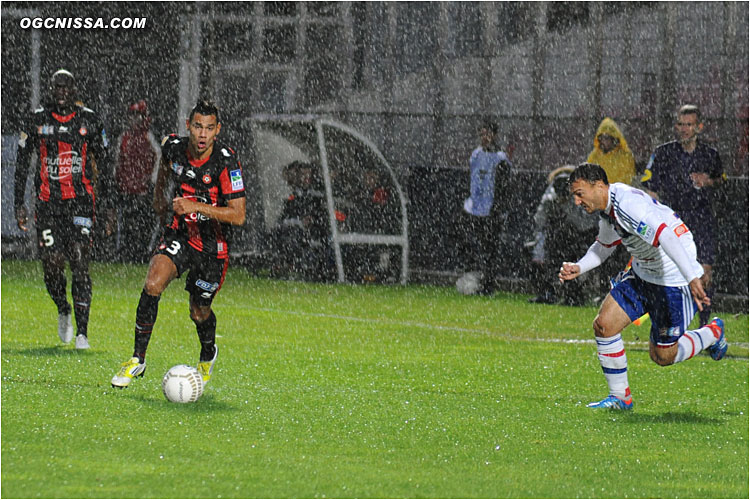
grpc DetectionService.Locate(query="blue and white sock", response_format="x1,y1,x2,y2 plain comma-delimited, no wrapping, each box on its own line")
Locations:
674,326,719,363
595,333,631,401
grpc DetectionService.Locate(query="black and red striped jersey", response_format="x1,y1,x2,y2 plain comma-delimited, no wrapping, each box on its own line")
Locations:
14,103,109,211
161,134,245,258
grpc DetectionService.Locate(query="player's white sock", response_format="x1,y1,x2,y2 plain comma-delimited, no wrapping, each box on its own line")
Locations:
674,326,719,363
595,333,631,401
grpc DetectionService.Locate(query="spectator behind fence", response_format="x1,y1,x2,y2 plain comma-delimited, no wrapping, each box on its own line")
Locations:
269,161,333,281
461,119,512,295
347,168,400,282
587,117,636,186
113,100,160,262
585,118,633,289
527,166,598,305
351,168,399,235
641,104,725,326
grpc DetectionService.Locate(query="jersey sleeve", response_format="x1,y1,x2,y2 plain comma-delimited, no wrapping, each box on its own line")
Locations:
595,218,622,248
160,134,181,161
218,147,245,200
496,151,511,167
617,190,671,247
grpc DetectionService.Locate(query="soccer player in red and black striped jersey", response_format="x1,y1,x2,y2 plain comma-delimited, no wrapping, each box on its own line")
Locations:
111,100,246,388
14,69,111,350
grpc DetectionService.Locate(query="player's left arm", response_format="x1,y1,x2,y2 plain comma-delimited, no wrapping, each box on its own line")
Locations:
559,219,618,282
632,190,706,309
658,228,708,310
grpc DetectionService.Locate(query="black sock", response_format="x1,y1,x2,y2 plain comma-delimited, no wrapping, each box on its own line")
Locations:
195,311,216,362
134,290,160,363
43,266,70,315
71,274,92,337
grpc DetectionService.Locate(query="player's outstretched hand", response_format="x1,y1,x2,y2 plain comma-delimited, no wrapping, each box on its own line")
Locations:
688,277,710,312
558,261,581,283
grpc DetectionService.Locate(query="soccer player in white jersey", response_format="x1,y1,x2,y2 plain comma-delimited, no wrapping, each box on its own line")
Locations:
558,163,728,410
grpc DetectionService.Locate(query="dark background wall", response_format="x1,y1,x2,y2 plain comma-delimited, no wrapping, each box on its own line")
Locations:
407,166,748,298
1,1,747,301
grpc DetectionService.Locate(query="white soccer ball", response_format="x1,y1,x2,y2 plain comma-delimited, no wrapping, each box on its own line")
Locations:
456,271,482,295
162,364,204,403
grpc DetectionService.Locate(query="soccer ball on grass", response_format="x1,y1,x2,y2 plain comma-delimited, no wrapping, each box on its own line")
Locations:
456,271,482,295
162,364,204,403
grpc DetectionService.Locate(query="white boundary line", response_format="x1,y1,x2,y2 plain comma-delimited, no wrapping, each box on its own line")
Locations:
240,306,750,354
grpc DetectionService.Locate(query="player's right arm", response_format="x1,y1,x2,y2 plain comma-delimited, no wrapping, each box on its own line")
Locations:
559,219,618,282
558,239,617,282
558,261,581,282
14,112,39,232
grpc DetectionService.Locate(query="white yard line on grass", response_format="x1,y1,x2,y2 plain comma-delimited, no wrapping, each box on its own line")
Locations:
243,306,750,353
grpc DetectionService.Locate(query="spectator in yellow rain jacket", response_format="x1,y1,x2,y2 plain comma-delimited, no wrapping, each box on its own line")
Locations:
587,118,636,185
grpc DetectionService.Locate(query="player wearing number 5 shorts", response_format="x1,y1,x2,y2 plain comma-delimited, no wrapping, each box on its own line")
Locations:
111,100,246,388
14,69,112,350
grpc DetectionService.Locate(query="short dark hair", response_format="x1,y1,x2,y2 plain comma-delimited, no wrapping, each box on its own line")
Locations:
678,104,701,122
189,99,220,122
51,69,75,86
568,162,609,187
478,119,498,135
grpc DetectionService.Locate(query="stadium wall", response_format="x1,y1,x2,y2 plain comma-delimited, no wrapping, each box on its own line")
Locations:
1,2,747,303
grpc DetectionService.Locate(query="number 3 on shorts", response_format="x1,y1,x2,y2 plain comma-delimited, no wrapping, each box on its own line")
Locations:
42,229,54,247
166,240,181,255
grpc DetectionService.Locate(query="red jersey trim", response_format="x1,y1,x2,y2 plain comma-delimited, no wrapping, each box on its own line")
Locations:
652,223,668,247
81,142,94,197
39,139,51,201
58,141,76,200
187,149,211,168
597,238,622,248
52,111,77,123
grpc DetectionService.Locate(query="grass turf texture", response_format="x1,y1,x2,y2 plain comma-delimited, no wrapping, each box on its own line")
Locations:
2,260,748,498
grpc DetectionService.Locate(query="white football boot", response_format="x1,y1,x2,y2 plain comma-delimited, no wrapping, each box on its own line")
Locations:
75,334,90,350
58,313,74,344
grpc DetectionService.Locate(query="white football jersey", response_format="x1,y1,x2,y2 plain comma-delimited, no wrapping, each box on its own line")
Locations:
596,183,703,286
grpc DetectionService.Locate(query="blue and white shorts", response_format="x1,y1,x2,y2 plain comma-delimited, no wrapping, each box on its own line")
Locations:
609,270,697,347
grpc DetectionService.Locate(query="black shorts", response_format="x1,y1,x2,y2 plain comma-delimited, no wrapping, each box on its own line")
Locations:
35,201,94,257
155,230,228,305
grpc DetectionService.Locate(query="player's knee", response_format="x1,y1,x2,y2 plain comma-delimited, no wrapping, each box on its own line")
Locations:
189,304,211,323
69,257,89,277
143,278,164,296
649,346,675,366
190,310,210,324
592,316,606,337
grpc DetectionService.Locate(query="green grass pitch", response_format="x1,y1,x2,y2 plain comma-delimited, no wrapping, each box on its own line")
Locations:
2,260,748,498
